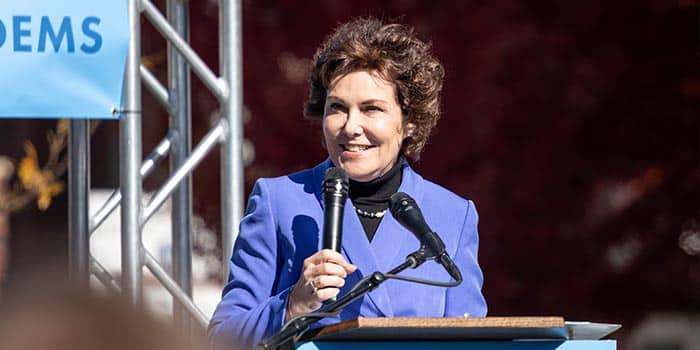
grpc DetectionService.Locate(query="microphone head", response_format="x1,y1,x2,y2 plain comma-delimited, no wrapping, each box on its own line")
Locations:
389,192,417,213
389,192,431,239
325,167,349,183
323,167,349,197
390,192,446,259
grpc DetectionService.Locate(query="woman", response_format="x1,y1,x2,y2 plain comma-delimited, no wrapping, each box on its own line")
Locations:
209,17,487,348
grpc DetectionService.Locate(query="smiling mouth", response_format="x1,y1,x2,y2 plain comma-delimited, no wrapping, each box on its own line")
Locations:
342,144,375,152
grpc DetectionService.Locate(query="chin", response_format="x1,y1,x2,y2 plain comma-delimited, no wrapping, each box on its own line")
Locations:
343,168,377,182
334,156,380,181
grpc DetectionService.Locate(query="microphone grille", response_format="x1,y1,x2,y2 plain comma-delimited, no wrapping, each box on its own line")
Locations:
389,192,414,216
324,167,349,195
325,167,349,183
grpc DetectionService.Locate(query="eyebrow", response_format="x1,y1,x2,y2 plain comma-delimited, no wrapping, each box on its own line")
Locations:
360,99,389,105
325,96,345,104
325,96,389,105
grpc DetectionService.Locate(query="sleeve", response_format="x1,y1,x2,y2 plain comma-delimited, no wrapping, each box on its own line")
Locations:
444,200,488,318
208,179,291,349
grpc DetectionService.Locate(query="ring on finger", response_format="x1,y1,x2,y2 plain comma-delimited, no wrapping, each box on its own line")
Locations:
310,279,318,295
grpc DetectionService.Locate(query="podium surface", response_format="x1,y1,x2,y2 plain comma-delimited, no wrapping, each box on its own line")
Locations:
296,317,617,350
298,340,616,350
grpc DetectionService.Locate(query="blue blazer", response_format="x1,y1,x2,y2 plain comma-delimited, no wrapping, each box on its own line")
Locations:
209,159,486,348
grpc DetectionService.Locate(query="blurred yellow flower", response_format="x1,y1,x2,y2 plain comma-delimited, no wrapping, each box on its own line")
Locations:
17,142,64,211
56,119,68,136
37,182,64,211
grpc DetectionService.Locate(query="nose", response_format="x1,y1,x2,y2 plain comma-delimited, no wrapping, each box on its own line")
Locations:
342,108,363,137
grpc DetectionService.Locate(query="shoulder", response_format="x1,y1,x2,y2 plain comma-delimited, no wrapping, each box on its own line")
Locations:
408,168,477,229
422,178,471,207
248,160,329,212
254,159,328,193
409,167,472,208
257,159,332,189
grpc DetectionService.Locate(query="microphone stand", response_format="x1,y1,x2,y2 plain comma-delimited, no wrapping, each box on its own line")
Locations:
257,251,433,350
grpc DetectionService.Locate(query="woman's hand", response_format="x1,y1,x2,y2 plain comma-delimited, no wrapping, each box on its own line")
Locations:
286,249,357,321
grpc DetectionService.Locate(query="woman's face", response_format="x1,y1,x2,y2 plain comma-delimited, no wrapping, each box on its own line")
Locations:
323,70,414,182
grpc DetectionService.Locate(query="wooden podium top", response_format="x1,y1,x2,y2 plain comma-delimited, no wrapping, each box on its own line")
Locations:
303,317,568,341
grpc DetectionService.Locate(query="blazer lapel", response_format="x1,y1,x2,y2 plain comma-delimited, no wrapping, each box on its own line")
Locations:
370,161,425,273
340,198,393,317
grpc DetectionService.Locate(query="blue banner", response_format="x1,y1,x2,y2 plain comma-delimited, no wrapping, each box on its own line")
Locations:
0,1,129,119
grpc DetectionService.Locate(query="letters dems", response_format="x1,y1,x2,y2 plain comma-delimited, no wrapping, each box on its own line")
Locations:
0,15,102,54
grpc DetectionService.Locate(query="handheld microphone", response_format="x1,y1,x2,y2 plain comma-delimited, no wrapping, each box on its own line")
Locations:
389,192,462,282
322,167,349,252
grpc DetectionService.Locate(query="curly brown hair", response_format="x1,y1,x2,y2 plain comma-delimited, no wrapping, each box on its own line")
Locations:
303,17,445,160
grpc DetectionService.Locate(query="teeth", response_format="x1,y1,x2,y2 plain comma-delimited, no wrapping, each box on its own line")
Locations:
344,145,370,152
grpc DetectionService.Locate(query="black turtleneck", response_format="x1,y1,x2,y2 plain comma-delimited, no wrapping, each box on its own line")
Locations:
348,158,403,241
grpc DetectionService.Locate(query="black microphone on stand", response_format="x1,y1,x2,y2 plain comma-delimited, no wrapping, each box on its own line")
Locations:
389,192,462,282
322,167,349,252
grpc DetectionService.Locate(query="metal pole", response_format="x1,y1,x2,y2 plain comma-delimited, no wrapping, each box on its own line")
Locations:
144,252,209,329
68,119,90,288
141,0,227,101
90,132,174,234
167,0,193,333
121,0,144,305
219,0,244,281
140,64,173,114
89,256,121,294
142,123,224,224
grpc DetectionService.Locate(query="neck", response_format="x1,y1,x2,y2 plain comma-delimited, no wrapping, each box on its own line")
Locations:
347,157,403,241
349,157,403,206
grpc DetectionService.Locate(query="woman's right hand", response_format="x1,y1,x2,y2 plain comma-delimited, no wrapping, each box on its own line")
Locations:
285,249,357,321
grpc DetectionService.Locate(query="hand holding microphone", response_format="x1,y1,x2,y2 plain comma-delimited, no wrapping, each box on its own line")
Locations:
286,249,356,321
286,168,356,321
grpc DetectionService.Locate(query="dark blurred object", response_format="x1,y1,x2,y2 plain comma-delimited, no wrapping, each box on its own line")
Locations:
0,157,13,287
0,272,206,350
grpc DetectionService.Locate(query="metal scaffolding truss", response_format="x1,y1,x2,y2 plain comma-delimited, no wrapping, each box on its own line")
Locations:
68,0,243,331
